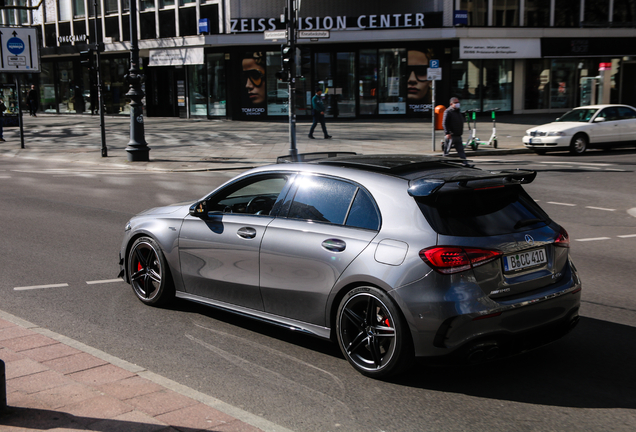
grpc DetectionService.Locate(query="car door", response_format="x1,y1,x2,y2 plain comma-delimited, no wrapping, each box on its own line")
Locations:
591,107,622,145
178,174,290,310
617,106,636,146
259,174,380,326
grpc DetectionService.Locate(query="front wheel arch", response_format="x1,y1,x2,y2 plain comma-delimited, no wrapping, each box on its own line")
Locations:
570,133,589,155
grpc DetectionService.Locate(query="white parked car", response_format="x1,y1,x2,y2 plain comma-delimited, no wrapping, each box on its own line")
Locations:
523,104,636,155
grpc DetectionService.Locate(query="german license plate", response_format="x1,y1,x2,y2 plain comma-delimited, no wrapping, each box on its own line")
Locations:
503,248,547,272
529,138,542,144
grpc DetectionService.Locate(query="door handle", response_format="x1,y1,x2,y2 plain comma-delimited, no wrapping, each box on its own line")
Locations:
322,238,346,252
237,227,257,239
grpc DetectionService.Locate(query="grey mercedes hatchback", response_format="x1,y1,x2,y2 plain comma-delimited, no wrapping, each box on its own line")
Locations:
119,154,581,378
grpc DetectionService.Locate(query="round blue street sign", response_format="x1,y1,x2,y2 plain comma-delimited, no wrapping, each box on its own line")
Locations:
7,37,25,55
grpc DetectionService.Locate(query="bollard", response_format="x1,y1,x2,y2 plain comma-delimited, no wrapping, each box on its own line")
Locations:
1,359,6,412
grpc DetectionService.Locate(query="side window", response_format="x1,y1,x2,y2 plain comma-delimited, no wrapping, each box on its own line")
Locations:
288,176,357,224
599,107,619,121
618,107,636,119
209,175,288,215
345,188,380,231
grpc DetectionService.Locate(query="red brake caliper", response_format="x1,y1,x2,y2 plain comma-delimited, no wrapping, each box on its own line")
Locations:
138,262,143,271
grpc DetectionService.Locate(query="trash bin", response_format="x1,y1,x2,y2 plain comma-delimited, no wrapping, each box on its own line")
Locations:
435,105,446,130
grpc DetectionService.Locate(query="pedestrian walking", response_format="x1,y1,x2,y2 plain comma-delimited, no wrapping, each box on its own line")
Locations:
442,97,473,167
308,88,332,139
27,85,38,117
0,98,6,142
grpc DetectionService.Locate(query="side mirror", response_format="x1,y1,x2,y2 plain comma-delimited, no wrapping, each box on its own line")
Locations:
593,117,606,122
189,200,209,218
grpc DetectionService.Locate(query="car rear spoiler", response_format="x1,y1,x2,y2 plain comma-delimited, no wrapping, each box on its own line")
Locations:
408,169,537,197
277,152,358,163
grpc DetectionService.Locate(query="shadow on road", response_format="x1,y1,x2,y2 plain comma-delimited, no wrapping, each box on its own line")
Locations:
394,317,636,409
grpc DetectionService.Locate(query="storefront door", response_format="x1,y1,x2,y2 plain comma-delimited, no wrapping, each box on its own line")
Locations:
147,67,176,117
314,52,356,118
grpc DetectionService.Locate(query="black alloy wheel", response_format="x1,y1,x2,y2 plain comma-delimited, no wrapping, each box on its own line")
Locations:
336,287,413,378
128,237,174,306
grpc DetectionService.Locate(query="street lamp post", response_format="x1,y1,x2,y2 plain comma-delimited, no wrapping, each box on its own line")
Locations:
125,0,150,162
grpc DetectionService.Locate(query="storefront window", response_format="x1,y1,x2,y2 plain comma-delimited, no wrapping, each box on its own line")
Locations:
614,0,636,25
524,59,550,109
206,53,226,116
336,52,356,117
524,0,550,26
40,63,56,113
460,0,488,26
296,47,313,116
359,49,377,115
525,59,579,110
188,64,207,116
378,48,405,115
482,60,512,111
101,57,129,114
266,51,288,116
451,59,480,111
57,61,75,113
554,0,580,27
493,0,519,26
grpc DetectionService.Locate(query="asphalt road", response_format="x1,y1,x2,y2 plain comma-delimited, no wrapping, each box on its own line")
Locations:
1,150,636,431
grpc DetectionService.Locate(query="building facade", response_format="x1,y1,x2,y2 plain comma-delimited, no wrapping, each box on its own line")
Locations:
1,0,636,120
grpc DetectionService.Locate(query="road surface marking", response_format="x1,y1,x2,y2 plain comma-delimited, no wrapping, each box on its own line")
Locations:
617,234,636,238
575,237,611,242
547,201,576,206
585,206,615,211
539,161,611,166
86,278,125,285
14,283,69,291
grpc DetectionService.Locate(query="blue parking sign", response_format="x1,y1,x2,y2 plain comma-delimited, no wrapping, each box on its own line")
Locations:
429,59,439,68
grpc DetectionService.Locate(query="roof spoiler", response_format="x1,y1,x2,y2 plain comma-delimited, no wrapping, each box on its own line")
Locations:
277,152,357,164
408,169,537,197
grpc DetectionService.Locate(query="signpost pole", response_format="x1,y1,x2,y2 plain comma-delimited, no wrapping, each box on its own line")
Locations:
15,75,24,149
431,79,435,152
93,0,107,157
287,0,298,161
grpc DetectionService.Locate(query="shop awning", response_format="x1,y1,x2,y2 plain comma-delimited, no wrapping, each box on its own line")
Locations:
148,47,204,66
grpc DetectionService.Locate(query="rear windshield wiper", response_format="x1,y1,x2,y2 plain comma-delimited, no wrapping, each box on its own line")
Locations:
514,218,545,229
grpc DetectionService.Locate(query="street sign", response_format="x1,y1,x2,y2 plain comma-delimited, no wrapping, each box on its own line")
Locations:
427,68,442,81
298,30,330,39
264,30,287,40
0,27,40,72
429,59,440,68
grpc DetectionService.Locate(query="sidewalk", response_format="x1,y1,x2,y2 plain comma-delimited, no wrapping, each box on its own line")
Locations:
0,112,557,172
0,310,291,432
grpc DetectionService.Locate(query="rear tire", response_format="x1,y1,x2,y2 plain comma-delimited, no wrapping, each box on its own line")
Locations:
336,286,414,378
570,134,588,155
128,237,175,306
471,141,478,151
492,139,497,149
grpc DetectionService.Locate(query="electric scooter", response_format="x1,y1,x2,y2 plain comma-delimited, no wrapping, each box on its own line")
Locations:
476,108,500,149
463,109,480,151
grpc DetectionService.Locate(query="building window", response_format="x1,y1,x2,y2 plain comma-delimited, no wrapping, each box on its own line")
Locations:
359,49,378,116
493,0,519,26
524,0,550,27
57,61,76,113
159,9,176,37
584,1,609,26
452,58,512,112
140,12,156,39
377,48,405,115
554,0,580,27
206,53,226,117
459,0,488,26
265,51,288,116
73,0,85,17
105,0,119,15
40,62,56,113
179,6,197,36
59,0,73,21
614,0,636,25
160,0,175,7
188,64,207,116
141,0,155,11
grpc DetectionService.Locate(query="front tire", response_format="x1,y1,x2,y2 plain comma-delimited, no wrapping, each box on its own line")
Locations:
570,134,588,155
128,237,175,306
336,286,413,378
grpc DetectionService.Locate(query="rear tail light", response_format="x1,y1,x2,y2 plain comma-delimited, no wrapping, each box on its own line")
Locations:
555,228,570,248
420,246,502,275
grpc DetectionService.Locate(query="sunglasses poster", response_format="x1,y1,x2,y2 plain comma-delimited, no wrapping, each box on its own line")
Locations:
241,51,267,117
407,48,434,115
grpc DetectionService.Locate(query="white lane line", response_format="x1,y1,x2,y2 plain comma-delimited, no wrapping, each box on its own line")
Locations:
547,201,576,206
575,237,611,242
14,283,69,291
539,161,611,167
86,278,125,285
585,206,616,211
618,234,636,238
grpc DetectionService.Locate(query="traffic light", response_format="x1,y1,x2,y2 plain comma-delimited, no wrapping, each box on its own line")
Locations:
281,44,293,72
80,49,93,69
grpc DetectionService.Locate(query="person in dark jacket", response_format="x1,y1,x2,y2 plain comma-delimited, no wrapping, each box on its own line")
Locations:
442,97,472,167
308,88,331,139
27,85,39,116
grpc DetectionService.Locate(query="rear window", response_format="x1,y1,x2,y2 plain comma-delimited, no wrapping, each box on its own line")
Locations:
416,186,550,236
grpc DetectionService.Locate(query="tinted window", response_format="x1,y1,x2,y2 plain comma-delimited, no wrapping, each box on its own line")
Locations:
209,175,288,215
598,107,619,121
618,106,636,119
557,109,597,122
345,189,380,231
416,186,550,236
288,176,356,224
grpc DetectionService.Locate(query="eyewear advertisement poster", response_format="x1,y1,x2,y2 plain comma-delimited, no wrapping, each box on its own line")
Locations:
407,48,434,115
241,51,267,118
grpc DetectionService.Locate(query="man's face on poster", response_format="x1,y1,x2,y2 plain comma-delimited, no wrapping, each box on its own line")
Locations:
407,50,431,102
242,57,266,105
